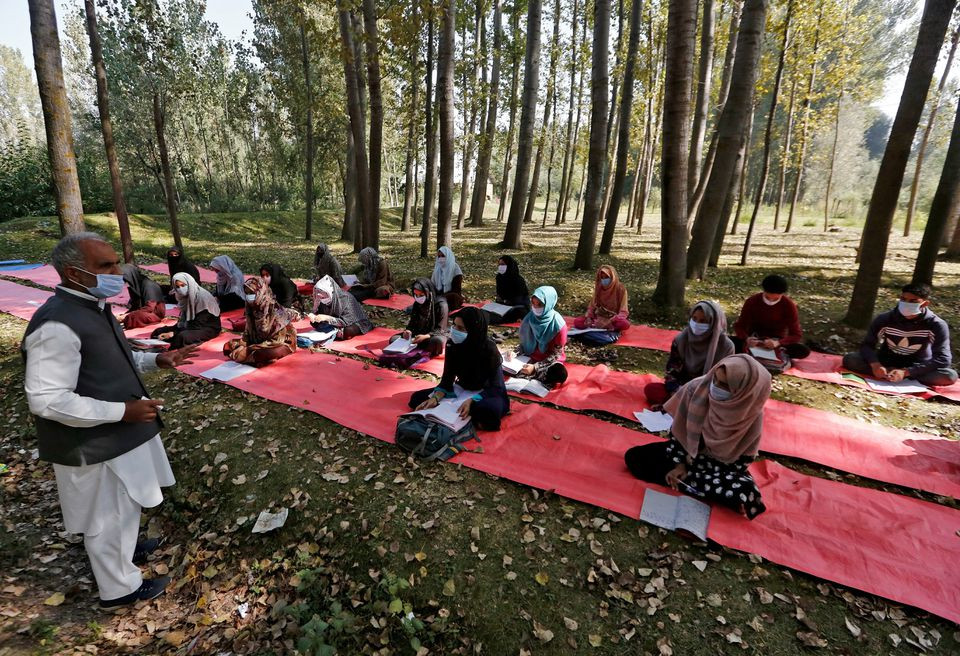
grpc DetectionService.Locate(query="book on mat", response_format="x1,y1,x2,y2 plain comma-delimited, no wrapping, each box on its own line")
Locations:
384,337,416,354
748,346,780,361
504,377,550,398
633,409,673,433
342,274,359,288
129,338,171,349
865,378,930,394
298,328,338,345
500,353,530,375
567,326,610,336
200,361,257,382
481,301,514,317
639,489,710,541
402,386,474,431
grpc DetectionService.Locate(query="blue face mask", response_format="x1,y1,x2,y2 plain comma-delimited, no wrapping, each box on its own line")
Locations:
449,328,468,344
600,277,612,288
709,381,732,401
244,293,256,303
689,318,710,336
74,267,124,299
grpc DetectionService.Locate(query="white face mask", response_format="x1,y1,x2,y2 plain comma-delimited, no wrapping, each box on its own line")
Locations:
244,293,256,303
497,265,507,275
531,306,544,317
709,381,732,401
317,294,331,305
174,286,188,297
437,257,446,265
688,318,710,336
898,300,923,316
414,295,427,305
762,294,781,306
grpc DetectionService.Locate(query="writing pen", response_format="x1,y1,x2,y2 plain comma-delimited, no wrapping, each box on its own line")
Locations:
131,394,164,411
676,479,703,497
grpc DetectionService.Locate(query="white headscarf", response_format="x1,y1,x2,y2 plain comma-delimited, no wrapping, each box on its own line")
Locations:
430,245,463,293
312,275,337,312
173,272,221,323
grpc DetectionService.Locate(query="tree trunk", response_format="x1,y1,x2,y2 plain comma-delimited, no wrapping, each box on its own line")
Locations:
457,2,482,229
729,103,755,237
525,0,561,227
539,0,563,227
401,0,421,232
739,0,791,266
686,0,766,279
914,102,960,284
558,3,588,225
598,0,642,254
822,90,842,231
502,0,541,249
904,24,960,237
84,0,131,261
361,0,382,249
687,0,715,203
29,0,85,235
554,0,580,227
496,4,522,224
436,0,456,249
651,0,696,305
421,12,438,257
709,130,747,267
470,0,502,226
773,73,797,230
843,0,957,327
571,0,611,268
341,130,358,243
152,93,182,248
300,18,315,241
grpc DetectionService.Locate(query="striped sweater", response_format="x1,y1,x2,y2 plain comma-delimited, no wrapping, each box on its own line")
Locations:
859,307,952,376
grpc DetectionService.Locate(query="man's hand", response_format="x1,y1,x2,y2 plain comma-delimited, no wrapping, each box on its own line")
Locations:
762,338,779,349
870,362,888,380
887,368,907,382
665,463,688,490
157,344,198,369
123,399,164,423
457,398,473,419
745,336,760,348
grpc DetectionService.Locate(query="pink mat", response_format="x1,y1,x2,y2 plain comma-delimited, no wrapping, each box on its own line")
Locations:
363,293,414,310
1,264,130,305
141,262,218,284
0,279,53,321
166,340,960,624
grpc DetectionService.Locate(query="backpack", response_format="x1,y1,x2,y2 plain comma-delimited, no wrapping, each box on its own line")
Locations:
395,415,478,461
378,348,427,370
571,330,620,346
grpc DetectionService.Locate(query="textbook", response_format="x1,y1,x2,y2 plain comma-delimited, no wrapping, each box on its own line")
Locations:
402,387,474,431
129,338,171,349
342,274,359,288
384,337,416,354
500,353,530,375
639,489,710,541
633,409,674,433
748,346,779,361
566,327,609,337
481,301,514,317
504,376,550,398
297,329,337,346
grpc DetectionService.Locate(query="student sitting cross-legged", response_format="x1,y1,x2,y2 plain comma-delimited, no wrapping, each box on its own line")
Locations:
223,277,299,366
388,278,448,357
431,246,465,310
486,255,530,325
308,275,374,340
625,354,771,520
408,307,510,431
644,300,735,408
259,262,299,309
120,264,166,329
349,247,396,301
732,274,810,372
506,286,568,388
209,255,246,311
312,243,345,288
842,282,957,387
151,273,222,349
574,265,630,332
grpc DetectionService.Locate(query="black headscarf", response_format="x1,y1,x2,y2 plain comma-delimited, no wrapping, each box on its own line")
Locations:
121,264,164,309
259,262,299,308
442,306,504,391
496,255,529,307
406,278,446,335
167,247,201,285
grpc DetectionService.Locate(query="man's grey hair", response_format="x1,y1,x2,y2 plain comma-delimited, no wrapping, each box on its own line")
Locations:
50,232,109,276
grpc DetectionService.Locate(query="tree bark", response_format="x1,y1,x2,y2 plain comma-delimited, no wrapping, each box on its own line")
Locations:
300,17,315,242
687,0,715,203
773,73,797,230
470,0,502,226
152,93,182,249
686,0,765,279
502,0,542,249
598,0,642,254
496,4,521,224
421,10,438,257
401,0,421,232
843,0,957,327
553,0,579,227
651,0,696,304
436,0,456,249
558,2,588,225
29,0,85,236
525,0,561,227
84,0,132,262
341,129,358,243
361,0,382,249
457,2,482,229
822,90,842,231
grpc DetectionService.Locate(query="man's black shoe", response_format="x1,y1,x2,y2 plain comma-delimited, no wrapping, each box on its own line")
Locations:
99,576,170,608
133,537,161,565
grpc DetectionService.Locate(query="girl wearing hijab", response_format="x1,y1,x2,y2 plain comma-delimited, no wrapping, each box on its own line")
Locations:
574,265,629,332
224,277,299,366
308,275,374,340
644,300,735,408
350,247,396,301
509,286,568,387
209,255,246,311
430,246,465,310
151,272,222,348
389,278,448,357
313,243,345,287
487,255,530,324
164,246,201,293
259,262,299,308
408,307,510,430
624,354,771,519
120,264,166,329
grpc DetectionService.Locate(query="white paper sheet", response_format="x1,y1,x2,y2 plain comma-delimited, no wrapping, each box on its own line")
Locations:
749,346,779,361
639,489,710,541
129,338,172,348
342,274,359,288
298,329,338,345
633,409,674,432
252,508,289,534
200,361,257,382
566,327,609,336
500,353,530,375
865,378,930,394
481,301,514,316
504,377,550,398
384,337,415,354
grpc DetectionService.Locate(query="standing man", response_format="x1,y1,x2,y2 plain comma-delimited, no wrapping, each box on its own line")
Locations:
22,232,196,608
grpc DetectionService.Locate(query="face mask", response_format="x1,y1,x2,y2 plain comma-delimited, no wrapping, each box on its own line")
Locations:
599,277,611,288
449,328,468,344
762,294,781,306
414,295,427,305
689,318,710,336
174,286,188,297
244,293,256,303
531,306,544,317
709,381,732,401
437,257,446,265
898,300,923,316
497,265,507,275
262,275,271,285
317,295,331,305
73,268,124,299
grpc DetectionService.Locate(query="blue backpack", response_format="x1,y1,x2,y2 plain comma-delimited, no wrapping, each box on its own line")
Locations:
571,330,620,346
395,415,478,461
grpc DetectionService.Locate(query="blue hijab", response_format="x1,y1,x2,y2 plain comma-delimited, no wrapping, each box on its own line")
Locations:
519,286,564,354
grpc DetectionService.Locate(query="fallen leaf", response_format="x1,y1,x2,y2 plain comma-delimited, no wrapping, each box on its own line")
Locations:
535,571,549,586
563,617,579,631
442,579,456,596
163,630,187,647
533,620,554,643
588,634,602,647
43,592,65,606
845,617,862,638
692,560,707,572
797,631,828,648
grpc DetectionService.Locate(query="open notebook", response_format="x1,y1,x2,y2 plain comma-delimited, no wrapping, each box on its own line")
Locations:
504,377,550,398
401,386,475,432
481,301,514,317
639,489,710,541
384,337,416,354
500,353,530,375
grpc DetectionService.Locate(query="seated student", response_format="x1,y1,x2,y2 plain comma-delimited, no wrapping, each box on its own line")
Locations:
313,243,345,288
350,247,396,301
574,265,630,332
152,272,222,348
389,278,448,357
120,264,166,329
508,285,569,388
625,354,771,519
644,300,735,407
209,255,246,311
223,277,299,366
259,262,299,308
163,246,201,294
732,274,810,366
431,246,465,310
408,307,510,431
308,275,374,340
487,255,530,324
842,283,958,387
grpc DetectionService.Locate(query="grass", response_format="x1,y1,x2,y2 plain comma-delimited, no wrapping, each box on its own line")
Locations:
0,203,959,654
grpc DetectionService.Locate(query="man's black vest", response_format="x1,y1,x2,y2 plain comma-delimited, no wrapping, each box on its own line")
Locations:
21,288,162,466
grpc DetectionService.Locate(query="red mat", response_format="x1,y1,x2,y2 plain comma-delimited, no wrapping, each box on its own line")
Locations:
1,264,130,306
164,341,960,623
363,293,415,310
0,279,53,321
141,262,218,284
